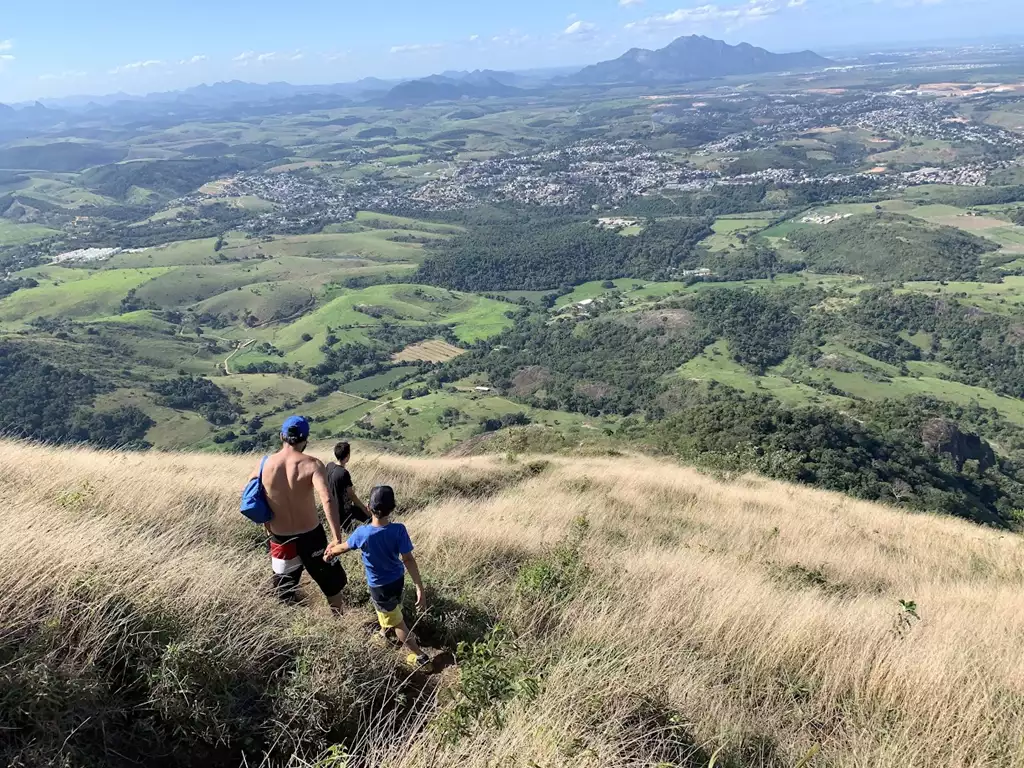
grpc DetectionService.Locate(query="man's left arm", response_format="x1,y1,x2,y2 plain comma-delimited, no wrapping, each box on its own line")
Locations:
313,461,343,544
345,486,371,523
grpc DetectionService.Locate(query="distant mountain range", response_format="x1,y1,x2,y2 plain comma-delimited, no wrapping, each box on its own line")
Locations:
382,74,523,106
0,37,832,117
570,35,832,85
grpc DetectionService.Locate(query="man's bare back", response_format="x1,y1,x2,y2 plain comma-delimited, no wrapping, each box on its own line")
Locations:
260,447,334,537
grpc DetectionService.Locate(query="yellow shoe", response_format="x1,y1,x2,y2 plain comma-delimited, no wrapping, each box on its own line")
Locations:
406,652,432,671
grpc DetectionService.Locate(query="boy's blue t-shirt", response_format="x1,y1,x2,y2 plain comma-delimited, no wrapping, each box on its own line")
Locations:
346,522,413,588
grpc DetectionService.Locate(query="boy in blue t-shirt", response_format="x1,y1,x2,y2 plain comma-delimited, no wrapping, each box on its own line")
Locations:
324,485,430,667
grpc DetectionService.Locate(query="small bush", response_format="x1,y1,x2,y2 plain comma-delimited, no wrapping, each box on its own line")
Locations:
431,625,540,744
517,515,591,600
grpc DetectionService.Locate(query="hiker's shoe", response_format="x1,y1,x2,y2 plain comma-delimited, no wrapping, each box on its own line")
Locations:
406,652,432,671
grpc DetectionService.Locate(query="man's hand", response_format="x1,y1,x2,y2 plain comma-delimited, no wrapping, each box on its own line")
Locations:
415,584,427,611
324,541,348,560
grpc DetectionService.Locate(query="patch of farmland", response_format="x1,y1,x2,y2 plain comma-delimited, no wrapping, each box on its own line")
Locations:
392,339,466,363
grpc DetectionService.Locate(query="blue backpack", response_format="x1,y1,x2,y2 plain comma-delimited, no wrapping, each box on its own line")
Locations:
240,456,274,524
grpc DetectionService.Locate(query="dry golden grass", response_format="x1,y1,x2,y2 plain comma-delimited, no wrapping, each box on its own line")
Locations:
4,439,1024,767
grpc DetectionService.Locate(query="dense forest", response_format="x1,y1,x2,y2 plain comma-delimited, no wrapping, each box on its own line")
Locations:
150,375,242,426
0,343,153,448
646,383,1023,526
0,142,127,173
787,213,998,281
417,217,713,291
83,158,252,200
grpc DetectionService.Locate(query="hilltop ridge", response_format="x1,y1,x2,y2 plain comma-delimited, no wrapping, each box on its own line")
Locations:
4,439,1023,767
570,35,832,85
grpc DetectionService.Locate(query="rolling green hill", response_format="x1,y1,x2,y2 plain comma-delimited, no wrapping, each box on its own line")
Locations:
786,213,999,281
0,267,172,325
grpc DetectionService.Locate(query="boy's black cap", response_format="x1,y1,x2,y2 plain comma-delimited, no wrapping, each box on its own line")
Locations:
369,485,396,515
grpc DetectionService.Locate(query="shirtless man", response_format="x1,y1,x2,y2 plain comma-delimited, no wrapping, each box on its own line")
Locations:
255,415,347,612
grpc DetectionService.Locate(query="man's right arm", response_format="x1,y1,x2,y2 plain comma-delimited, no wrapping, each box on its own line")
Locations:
345,486,371,523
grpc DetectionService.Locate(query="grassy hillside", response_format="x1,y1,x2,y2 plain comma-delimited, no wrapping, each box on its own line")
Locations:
0,267,171,325
4,440,1023,767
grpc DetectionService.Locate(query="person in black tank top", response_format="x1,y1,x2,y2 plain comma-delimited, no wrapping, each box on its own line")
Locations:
325,442,370,530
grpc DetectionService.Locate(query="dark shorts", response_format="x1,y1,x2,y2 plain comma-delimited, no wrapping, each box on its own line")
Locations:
269,524,347,602
368,577,405,613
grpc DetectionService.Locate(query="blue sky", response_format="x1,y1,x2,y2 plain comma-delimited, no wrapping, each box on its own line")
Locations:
0,0,1019,102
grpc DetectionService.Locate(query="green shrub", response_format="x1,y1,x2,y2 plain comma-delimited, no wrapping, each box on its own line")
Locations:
431,625,540,744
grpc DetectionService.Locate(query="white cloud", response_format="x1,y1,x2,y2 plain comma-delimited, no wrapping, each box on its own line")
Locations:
468,34,480,41
108,59,163,75
619,0,645,6
389,43,444,54
39,70,87,81
490,29,532,47
233,50,300,65
0,40,13,52
625,2,782,30
563,20,599,37
179,55,207,65
0,54,14,62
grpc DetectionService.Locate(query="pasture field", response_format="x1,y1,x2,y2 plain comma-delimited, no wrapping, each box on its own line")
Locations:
91,388,215,449
91,309,179,333
261,284,513,366
104,237,224,267
215,230,435,262
766,200,1024,257
556,274,866,310
901,276,1024,315
106,226,440,269
815,367,1024,423
354,388,611,452
131,256,403,309
193,280,314,325
700,215,772,251
675,338,1024,426
0,219,59,246
353,210,464,234
220,373,317,413
0,267,171,325
674,340,849,409
342,365,421,397
393,338,466,363
867,137,963,166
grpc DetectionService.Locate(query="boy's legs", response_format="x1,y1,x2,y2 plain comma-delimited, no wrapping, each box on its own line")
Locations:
393,619,424,656
371,578,428,661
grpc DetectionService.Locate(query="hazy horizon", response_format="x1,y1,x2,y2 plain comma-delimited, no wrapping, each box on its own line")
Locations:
2,0,1022,103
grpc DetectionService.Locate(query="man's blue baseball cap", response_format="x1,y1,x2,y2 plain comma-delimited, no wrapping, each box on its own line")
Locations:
281,415,310,441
